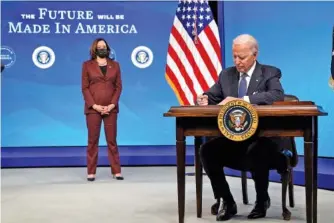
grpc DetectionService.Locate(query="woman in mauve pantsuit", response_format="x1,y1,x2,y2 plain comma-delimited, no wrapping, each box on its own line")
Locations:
81,38,123,181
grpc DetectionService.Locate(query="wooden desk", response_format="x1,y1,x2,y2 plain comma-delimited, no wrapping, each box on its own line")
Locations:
163,102,327,223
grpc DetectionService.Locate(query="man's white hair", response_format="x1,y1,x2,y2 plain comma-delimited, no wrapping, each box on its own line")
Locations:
233,34,258,54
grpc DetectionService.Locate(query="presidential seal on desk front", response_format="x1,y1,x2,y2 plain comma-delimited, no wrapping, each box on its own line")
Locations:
217,100,259,141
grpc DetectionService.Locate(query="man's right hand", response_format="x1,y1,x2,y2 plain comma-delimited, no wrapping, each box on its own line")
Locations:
196,94,208,106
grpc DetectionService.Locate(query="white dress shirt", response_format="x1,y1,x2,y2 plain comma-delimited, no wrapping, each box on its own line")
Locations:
239,61,256,103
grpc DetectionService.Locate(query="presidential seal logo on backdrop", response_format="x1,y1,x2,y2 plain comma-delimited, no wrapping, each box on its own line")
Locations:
217,100,259,142
0,46,16,69
131,46,153,69
32,46,55,69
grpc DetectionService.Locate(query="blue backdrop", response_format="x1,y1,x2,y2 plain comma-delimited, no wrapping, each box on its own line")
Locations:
1,1,180,146
1,1,334,157
222,1,334,157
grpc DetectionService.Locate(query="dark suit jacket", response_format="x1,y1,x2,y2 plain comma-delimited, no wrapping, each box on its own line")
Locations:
81,59,122,114
203,61,289,151
203,61,284,105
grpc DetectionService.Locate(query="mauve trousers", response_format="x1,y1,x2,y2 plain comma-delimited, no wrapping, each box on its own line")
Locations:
85,113,121,175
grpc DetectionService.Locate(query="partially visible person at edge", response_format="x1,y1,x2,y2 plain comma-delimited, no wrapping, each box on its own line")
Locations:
81,38,123,181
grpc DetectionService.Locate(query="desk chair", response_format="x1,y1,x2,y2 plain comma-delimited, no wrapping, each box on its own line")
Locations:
240,94,299,220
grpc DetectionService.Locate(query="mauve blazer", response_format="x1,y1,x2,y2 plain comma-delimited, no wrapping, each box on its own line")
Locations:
81,59,122,114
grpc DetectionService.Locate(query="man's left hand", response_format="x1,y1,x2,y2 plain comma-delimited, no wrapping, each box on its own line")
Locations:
218,96,240,105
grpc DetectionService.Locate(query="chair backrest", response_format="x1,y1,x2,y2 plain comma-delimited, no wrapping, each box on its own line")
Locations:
284,94,299,167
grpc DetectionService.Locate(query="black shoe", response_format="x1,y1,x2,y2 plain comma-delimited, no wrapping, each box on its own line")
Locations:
216,201,237,221
211,199,220,215
113,175,124,180
248,198,271,219
87,174,95,181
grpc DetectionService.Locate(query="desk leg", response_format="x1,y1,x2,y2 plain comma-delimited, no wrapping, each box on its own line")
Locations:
195,136,203,218
176,119,186,223
304,126,314,223
313,117,318,223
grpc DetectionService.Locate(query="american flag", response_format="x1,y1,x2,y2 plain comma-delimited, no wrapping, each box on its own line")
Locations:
165,0,223,105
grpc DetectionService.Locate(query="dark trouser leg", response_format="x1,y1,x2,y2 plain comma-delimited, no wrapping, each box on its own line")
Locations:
248,137,282,202
103,113,121,175
251,168,270,202
86,114,102,175
199,137,251,203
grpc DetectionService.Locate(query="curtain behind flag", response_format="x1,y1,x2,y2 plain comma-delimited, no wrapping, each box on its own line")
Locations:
330,26,334,90
165,0,223,105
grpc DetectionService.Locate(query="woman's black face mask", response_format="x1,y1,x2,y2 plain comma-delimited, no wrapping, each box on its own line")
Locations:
96,49,108,58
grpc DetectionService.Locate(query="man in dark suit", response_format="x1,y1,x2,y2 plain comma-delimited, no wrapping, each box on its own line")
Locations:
197,34,287,221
